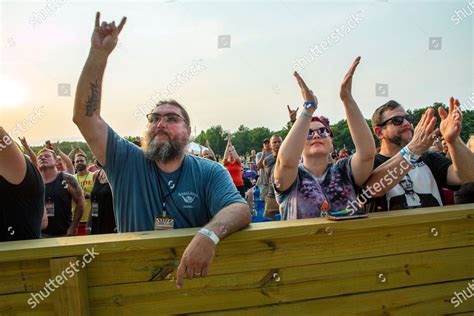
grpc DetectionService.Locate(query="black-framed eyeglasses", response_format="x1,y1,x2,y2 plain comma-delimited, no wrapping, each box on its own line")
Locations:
146,113,186,125
378,114,414,127
307,127,332,140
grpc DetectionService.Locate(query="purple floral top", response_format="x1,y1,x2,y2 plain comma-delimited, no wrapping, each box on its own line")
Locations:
275,157,361,220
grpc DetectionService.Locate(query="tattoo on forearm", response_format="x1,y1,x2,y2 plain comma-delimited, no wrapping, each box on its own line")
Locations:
85,80,101,117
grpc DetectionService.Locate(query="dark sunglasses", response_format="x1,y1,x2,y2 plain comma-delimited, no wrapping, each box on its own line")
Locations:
146,113,185,124
378,114,414,127
307,127,332,140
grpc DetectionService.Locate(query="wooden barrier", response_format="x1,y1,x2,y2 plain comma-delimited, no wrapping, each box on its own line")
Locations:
1,204,473,315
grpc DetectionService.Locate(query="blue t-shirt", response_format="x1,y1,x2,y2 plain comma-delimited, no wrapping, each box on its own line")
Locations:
275,157,361,220
104,126,245,232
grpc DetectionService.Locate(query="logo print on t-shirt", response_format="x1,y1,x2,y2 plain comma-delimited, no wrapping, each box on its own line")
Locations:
181,195,195,203
168,180,175,190
178,192,198,205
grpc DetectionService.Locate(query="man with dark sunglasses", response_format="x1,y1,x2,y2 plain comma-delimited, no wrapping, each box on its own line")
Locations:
73,12,250,289
364,99,474,212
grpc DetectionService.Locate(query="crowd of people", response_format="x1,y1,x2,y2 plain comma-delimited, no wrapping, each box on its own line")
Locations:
1,12,474,288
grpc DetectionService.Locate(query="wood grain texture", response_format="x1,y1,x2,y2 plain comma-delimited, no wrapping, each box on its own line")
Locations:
0,204,472,315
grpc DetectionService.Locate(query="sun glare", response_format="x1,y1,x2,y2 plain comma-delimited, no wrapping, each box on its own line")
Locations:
0,76,28,109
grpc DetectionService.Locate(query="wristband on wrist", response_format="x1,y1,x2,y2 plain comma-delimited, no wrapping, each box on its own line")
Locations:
197,228,220,245
400,146,419,164
304,95,319,110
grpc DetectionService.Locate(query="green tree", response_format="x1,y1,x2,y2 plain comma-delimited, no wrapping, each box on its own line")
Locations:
195,125,228,157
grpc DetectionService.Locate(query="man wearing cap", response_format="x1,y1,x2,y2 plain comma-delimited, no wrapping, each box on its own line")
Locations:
263,135,283,219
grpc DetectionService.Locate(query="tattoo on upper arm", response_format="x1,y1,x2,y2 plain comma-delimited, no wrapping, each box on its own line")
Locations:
64,174,83,202
85,80,100,117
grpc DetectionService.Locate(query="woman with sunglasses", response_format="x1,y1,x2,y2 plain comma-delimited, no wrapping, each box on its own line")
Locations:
273,57,376,220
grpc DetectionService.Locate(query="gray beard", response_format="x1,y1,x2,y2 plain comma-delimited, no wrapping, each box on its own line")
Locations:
143,136,187,163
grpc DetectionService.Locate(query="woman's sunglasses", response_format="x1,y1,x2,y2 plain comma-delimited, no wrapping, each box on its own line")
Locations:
307,127,332,140
378,114,414,127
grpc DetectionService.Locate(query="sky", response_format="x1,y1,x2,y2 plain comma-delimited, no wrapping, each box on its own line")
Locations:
0,0,473,146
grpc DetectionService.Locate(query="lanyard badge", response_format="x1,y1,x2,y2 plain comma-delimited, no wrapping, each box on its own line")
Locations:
155,204,175,230
91,201,99,217
45,201,55,217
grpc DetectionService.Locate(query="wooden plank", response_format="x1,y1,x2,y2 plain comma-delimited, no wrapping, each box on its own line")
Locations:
86,218,473,286
0,259,50,295
0,204,472,263
0,292,54,315
190,280,474,315
87,247,474,314
49,257,90,316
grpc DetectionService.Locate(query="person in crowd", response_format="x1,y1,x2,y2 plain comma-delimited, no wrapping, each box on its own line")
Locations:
274,57,376,219
249,150,257,166
256,138,272,200
441,138,452,160
73,153,94,235
132,136,142,147
223,136,245,197
51,142,75,174
73,12,250,288
89,166,116,234
288,105,299,126
0,128,45,242
201,140,216,161
429,135,444,154
18,137,38,168
68,143,87,164
87,157,100,172
263,134,282,219
454,135,474,204
37,148,85,237
365,97,474,212
339,146,348,158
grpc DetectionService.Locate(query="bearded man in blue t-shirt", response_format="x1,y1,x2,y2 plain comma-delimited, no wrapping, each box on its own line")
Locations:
72,12,251,289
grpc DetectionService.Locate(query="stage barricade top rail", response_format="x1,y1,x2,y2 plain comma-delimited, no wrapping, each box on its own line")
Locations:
0,204,473,315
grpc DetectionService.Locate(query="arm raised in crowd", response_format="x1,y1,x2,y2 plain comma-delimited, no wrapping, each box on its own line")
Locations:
274,72,317,191
287,105,299,125
63,173,85,236
18,137,38,168
223,136,241,163
53,142,74,174
73,12,126,165
204,139,217,161
0,127,26,184
440,97,474,184
339,57,376,186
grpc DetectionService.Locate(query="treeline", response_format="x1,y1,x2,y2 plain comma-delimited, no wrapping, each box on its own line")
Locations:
195,102,473,156
30,103,473,159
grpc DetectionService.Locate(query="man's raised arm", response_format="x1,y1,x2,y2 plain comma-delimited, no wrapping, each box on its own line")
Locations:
0,127,26,184
73,12,126,165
